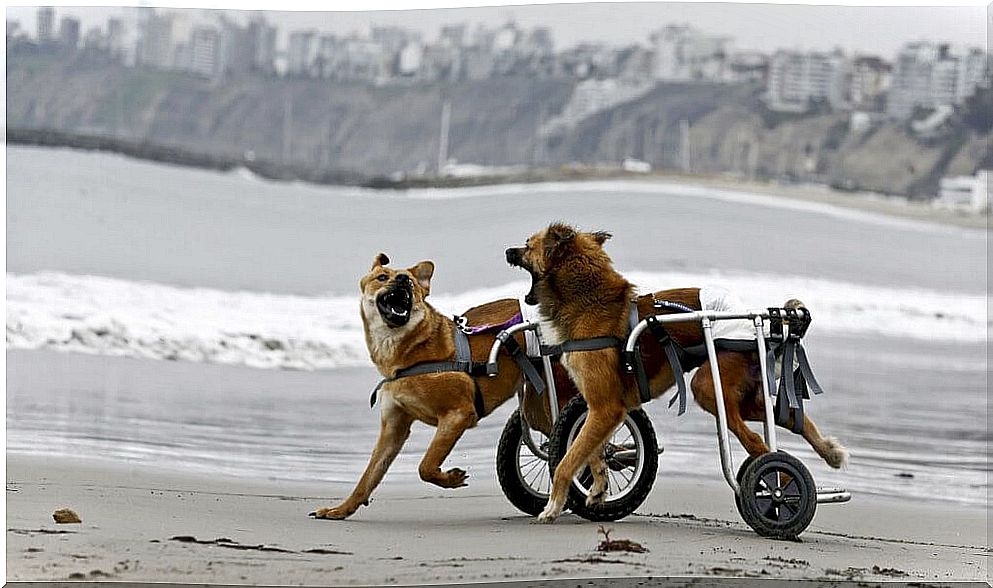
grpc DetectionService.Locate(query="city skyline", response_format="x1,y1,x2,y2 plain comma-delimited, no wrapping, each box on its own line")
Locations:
6,3,986,59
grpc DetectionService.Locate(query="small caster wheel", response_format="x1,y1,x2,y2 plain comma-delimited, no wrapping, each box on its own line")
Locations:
733,455,755,514
736,451,817,540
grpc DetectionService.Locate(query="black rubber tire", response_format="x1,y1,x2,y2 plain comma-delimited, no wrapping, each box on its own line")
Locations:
737,451,817,540
496,409,550,516
733,455,756,514
548,395,659,522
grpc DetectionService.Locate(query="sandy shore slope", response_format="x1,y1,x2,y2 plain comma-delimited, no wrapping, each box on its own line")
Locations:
6,455,987,585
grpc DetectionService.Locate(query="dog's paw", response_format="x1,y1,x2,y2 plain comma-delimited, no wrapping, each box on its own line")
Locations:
823,437,849,469
535,511,558,524
309,506,352,520
441,468,469,489
585,490,606,508
535,502,562,524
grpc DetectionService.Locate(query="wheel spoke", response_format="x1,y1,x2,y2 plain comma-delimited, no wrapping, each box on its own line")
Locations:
781,498,799,515
761,472,781,493
755,497,776,519
782,477,800,496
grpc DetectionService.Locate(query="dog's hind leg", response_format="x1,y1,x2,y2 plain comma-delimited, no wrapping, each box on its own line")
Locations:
802,416,849,468
739,388,849,469
691,357,770,459
311,397,414,520
418,408,476,489
788,413,849,469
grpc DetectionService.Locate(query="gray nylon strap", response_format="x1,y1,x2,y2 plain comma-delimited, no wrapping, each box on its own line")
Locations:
795,344,823,395
453,328,471,362
501,335,546,395
628,301,639,332
663,341,688,415
778,339,801,409
541,336,622,356
642,314,689,415
370,321,477,409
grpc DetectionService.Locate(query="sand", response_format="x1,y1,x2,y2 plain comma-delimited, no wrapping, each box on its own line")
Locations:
633,174,990,230
6,454,987,585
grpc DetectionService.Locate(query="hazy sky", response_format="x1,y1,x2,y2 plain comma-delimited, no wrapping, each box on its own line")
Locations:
6,2,986,58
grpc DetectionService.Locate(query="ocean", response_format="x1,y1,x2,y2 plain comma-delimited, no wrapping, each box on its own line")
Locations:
5,145,989,507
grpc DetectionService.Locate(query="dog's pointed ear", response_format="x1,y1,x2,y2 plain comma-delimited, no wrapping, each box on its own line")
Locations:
590,231,612,246
545,223,577,261
371,252,390,271
547,223,576,244
409,260,435,295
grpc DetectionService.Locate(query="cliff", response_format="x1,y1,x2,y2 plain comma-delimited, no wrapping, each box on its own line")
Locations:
7,50,988,196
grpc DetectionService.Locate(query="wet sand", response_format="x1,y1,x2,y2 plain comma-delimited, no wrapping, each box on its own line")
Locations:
6,454,987,584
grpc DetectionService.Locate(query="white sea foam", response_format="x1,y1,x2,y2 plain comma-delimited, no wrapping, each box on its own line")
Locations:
6,270,986,371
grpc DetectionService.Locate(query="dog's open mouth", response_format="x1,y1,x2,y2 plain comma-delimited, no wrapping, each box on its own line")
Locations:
506,248,541,306
376,286,413,327
523,270,540,305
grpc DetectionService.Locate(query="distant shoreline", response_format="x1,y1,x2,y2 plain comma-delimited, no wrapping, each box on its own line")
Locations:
8,126,988,230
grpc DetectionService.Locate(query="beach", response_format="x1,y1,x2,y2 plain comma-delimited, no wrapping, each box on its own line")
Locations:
6,453,988,584
6,145,989,584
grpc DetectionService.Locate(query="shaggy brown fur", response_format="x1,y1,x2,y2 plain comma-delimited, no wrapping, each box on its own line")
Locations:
310,253,577,520
506,222,847,523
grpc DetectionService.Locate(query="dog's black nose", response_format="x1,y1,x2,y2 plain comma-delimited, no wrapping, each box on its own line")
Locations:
505,248,519,264
395,273,410,284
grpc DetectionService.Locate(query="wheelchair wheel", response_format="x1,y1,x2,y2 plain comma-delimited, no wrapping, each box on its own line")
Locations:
733,454,756,513
737,451,817,540
548,396,659,522
496,409,550,516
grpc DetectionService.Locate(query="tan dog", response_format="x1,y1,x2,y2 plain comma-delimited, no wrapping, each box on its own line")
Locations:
310,253,575,520
506,223,847,523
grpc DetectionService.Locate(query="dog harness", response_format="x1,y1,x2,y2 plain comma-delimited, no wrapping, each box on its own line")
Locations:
368,312,546,419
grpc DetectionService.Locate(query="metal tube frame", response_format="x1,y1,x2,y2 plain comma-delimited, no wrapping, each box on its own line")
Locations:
486,321,560,433
490,308,798,499
623,308,781,496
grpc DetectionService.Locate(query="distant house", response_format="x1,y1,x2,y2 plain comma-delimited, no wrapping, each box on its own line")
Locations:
935,170,989,213
849,55,890,112
726,51,769,84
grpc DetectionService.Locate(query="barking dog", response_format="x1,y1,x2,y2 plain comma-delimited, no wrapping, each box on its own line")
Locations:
506,223,848,523
310,253,574,520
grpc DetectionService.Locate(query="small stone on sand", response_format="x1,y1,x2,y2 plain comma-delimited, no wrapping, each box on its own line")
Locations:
53,508,81,524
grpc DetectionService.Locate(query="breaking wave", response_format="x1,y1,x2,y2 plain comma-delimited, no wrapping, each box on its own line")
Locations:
6,271,986,371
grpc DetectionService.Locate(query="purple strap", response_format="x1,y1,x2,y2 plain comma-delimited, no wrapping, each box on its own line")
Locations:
460,312,524,335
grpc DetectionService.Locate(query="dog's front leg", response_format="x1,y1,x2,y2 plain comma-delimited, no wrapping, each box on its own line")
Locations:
418,408,475,489
539,402,626,523
585,445,609,508
310,400,414,520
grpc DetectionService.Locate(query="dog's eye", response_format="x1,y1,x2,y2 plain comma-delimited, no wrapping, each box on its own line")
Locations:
376,274,388,282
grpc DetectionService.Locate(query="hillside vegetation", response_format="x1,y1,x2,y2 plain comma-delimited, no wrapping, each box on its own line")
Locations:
7,51,988,197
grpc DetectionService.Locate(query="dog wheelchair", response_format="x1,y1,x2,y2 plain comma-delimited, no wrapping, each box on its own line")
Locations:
486,303,850,539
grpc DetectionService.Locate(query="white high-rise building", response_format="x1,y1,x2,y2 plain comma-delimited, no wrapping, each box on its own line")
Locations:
287,30,317,76
247,14,276,73
36,6,54,43
766,49,849,112
138,10,175,69
188,25,220,77
651,24,731,82
887,42,989,119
